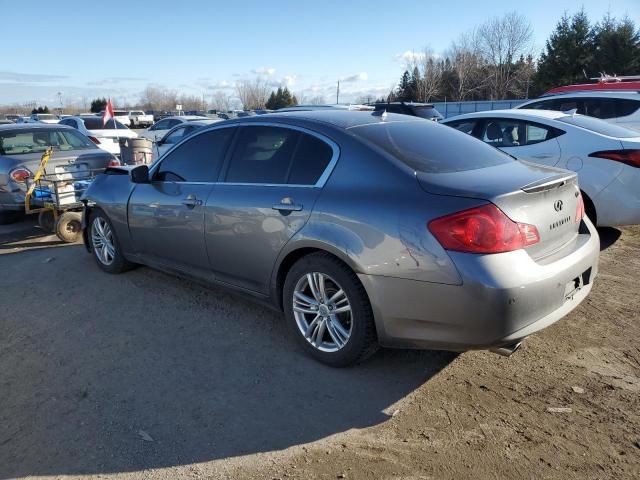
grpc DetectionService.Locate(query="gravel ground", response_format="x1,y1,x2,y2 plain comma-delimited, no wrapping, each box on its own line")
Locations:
0,219,638,479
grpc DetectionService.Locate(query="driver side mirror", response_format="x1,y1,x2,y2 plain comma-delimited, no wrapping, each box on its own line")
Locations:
130,165,150,184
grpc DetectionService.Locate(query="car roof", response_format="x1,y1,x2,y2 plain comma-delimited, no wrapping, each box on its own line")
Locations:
524,91,640,101
163,115,208,120
228,110,423,130
442,109,569,122
0,123,72,131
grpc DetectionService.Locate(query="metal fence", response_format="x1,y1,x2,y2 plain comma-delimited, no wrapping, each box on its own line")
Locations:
432,99,528,118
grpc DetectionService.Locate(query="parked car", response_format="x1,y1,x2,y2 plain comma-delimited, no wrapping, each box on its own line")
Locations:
82,111,599,366
59,115,138,156
442,109,640,226
14,116,32,124
0,124,117,224
127,110,154,128
139,116,218,142
152,120,218,159
5,114,22,122
373,102,443,121
517,92,640,132
30,113,59,124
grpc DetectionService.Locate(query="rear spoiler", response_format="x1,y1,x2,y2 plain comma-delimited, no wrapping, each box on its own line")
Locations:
521,172,577,193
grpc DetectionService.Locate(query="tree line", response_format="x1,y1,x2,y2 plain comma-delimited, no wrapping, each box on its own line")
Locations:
388,10,640,104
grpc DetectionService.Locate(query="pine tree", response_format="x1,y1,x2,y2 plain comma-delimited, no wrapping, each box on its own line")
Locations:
265,91,277,110
409,66,421,101
396,70,411,101
593,15,640,75
534,11,595,94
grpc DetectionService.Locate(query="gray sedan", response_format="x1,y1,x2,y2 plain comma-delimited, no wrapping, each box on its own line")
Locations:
0,124,117,224
81,111,599,366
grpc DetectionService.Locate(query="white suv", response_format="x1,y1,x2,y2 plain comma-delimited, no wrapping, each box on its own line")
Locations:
517,92,640,132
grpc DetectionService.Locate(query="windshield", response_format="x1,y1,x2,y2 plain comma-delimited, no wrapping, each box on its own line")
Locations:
414,106,443,120
557,115,639,138
0,128,95,155
352,120,513,173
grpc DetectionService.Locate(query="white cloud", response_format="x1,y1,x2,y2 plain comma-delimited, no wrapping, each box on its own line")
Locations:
340,72,368,83
252,66,276,76
395,50,426,64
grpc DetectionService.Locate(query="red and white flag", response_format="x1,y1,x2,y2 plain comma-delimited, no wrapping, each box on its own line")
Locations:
103,98,114,126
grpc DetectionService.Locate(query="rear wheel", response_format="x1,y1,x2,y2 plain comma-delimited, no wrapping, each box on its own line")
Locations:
582,191,597,226
55,211,82,243
283,252,378,367
89,210,134,273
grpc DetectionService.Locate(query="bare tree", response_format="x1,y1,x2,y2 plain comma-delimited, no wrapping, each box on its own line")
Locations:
408,48,444,102
210,91,230,111
140,85,178,111
235,78,271,110
477,12,534,99
447,31,485,100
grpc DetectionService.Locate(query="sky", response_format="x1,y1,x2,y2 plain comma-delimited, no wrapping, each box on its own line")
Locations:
1,0,638,109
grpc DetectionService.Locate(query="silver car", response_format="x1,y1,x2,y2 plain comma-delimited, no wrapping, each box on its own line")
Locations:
81,111,600,366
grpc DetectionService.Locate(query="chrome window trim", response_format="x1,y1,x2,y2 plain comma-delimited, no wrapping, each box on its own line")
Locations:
150,121,340,189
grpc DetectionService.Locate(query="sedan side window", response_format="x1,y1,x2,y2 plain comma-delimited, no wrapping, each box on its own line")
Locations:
150,120,167,131
582,98,617,119
163,127,187,144
288,133,333,185
155,128,235,182
446,120,477,135
224,126,299,184
481,119,522,147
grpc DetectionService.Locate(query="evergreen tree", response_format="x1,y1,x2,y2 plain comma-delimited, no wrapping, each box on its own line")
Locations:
593,15,640,75
90,97,107,113
396,70,411,101
265,91,277,110
534,10,595,94
409,66,421,101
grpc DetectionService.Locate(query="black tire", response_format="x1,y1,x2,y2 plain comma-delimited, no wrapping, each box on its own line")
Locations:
582,191,597,226
38,210,55,232
0,210,22,225
88,209,135,274
55,211,82,243
283,252,378,367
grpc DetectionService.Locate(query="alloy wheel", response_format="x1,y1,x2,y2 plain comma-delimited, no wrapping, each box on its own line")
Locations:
91,217,115,266
292,272,353,352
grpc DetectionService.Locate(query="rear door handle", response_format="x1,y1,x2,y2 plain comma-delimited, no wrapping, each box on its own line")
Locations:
182,195,202,208
532,153,553,159
272,197,303,212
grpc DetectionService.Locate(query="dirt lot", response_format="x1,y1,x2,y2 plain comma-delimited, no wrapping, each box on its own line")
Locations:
0,219,638,479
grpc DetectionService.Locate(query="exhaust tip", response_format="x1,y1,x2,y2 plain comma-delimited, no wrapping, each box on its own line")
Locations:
490,342,522,357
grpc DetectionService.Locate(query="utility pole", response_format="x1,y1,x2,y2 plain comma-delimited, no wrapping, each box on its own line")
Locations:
336,80,340,104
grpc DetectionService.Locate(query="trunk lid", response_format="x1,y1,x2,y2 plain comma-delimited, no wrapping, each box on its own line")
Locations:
10,149,114,191
417,160,581,258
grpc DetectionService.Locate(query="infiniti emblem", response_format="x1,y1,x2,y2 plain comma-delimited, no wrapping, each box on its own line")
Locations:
554,200,563,212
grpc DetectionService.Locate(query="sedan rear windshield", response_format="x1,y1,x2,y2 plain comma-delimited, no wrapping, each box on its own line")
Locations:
556,115,639,138
0,129,95,155
82,118,127,130
351,120,513,173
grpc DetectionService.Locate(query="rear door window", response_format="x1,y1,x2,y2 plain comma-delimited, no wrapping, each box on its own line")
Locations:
582,98,617,119
351,121,513,173
288,133,333,185
615,99,640,117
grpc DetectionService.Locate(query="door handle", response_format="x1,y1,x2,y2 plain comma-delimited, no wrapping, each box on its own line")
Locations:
532,153,553,159
182,195,202,208
272,197,303,212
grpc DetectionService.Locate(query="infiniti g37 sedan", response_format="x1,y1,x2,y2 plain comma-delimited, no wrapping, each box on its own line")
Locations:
81,111,600,366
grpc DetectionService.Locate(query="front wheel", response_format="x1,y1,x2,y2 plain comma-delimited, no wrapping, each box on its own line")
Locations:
283,252,378,367
89,210,134,273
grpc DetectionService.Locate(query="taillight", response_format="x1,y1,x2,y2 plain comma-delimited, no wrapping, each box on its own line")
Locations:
428,204,540,254
88,136,101,144
10,167,31,182
108,158,121,167
589,149,640,168
576,193,585,223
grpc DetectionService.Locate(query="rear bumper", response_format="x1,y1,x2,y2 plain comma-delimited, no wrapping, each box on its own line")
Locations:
358,218,600,351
